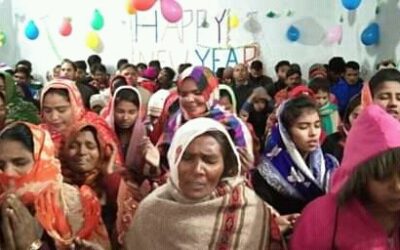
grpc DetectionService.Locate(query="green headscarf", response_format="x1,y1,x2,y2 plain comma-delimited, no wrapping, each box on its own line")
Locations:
1,71,40,124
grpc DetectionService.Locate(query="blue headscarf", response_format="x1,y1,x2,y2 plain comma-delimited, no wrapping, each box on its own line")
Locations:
257,101,338,201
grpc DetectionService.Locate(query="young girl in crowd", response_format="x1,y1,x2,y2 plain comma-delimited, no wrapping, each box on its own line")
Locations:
105,86,160,243
218,84,237,114
240,87,274,151
291,104,400,249
0,122,110,249
124,118,285,249
252,96,338,214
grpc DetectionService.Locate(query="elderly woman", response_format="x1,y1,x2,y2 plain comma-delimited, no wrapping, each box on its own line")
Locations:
124,118,284,249
0,122,110,249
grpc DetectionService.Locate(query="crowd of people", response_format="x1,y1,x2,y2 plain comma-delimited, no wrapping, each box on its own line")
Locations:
0,54,399,249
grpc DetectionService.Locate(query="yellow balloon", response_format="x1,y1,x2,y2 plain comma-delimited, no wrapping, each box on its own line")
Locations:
86,31,100,49
126,0,136,15
229,15,240,29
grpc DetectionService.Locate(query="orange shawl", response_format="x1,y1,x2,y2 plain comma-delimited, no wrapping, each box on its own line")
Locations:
40,80,123,167
61,120,121,200
0,122,110,248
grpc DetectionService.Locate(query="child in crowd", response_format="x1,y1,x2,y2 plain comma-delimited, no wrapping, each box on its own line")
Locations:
309,78,340,135
219,84,237,114
240,87,274,150
91,63,109,90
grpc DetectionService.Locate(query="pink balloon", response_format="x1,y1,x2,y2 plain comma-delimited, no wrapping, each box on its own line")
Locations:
161,0,183,23
59,18,72,36
326,25,343,44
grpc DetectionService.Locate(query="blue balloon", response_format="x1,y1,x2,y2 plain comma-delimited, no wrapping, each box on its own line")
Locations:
361,23,380,46
341,0,362,11
25,20,39,40
287,25,300,42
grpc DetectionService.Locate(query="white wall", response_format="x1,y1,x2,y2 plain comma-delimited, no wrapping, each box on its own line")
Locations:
0,0,398,80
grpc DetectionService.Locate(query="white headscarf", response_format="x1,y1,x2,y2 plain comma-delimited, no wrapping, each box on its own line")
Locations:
167,117,241,189
147,89,170,117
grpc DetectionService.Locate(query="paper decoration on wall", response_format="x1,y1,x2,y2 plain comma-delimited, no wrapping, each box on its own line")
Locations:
91,9,104,30
132,0,156,11
266,10,294,18
286,25,300,42
326,25,342,44
200,13,210,28
229,14,240,29
59,18,72,36
244,13,261,34
25,20,39,40
86,31,101,50
161,0,183,23
0,31,6,47
341,0,362,11
361,22,380,46
126,0,137,15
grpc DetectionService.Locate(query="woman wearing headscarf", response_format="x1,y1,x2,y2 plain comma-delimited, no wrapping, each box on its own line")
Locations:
40,79,122,165
1,71,40,124
218,84,237,114
104,85,161,244
162,66,254,174
60,121,122,243
252,96,338,215
124,118,285,249
0,122,110,249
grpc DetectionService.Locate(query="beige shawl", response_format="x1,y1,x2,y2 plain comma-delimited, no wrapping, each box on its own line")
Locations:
124,118,283,249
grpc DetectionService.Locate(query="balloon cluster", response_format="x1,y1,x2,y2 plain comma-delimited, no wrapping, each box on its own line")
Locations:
126,0,183,23
86,9,104,51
